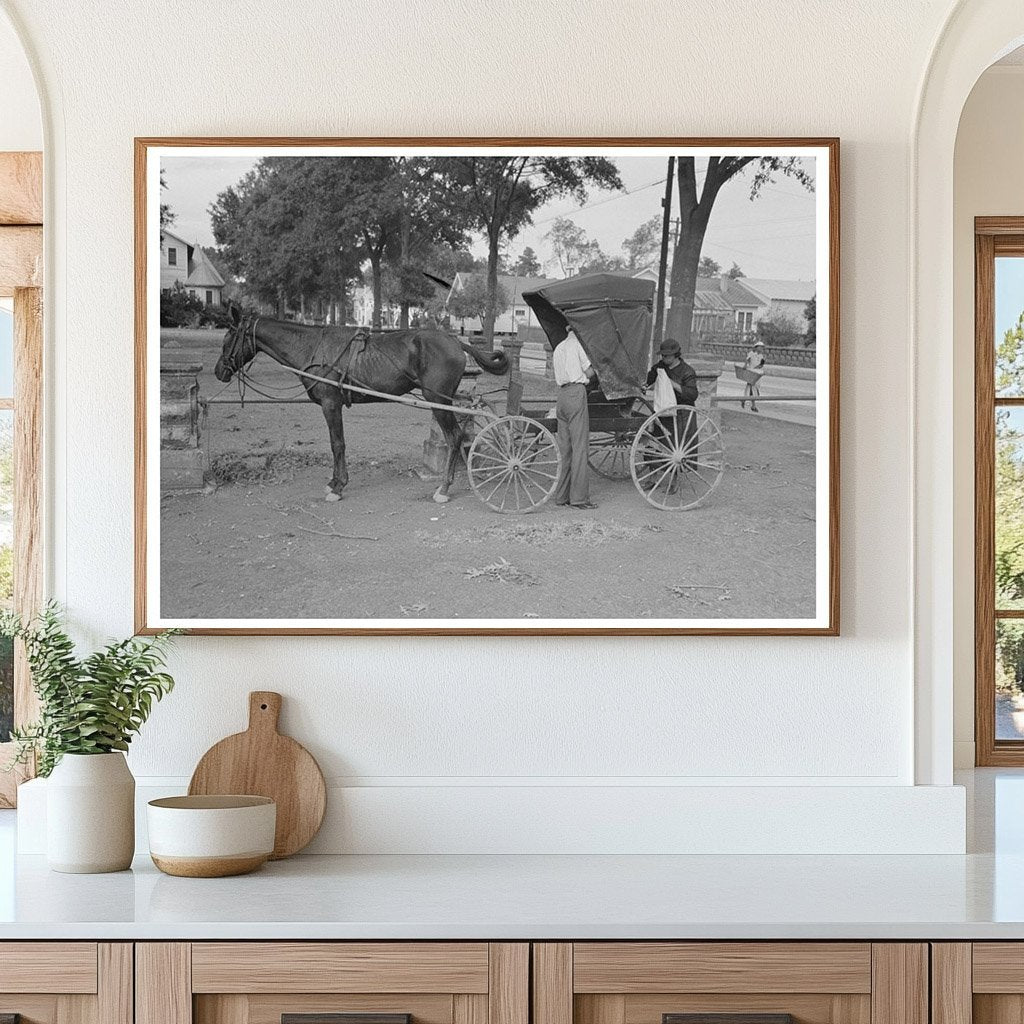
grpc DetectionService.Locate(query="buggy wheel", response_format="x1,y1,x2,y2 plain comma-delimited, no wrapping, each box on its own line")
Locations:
630,405,725,511
467,415,562,514
588,431,633,479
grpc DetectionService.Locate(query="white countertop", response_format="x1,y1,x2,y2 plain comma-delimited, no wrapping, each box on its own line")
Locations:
1,769,1022,941
1,849,1023,940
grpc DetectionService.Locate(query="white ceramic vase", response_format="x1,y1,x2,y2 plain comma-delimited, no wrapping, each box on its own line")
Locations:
46,752,135,873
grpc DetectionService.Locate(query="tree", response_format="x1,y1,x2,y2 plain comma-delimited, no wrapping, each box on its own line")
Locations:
727,261,746,279
996,314,1024,635
436,156,623,348
159,170,175,240
804,294,816,343
697,255,721,277
448,274,510,327
622,216,661,270
512,246,541,276
665,156,814,353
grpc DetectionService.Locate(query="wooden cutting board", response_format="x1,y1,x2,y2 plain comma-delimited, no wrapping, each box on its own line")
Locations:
188,691,326,859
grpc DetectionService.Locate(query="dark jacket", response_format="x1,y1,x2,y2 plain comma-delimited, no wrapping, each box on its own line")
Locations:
647,358,698,405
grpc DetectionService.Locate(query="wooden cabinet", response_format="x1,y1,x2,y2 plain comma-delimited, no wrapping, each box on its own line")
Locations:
931,943,1024,1024
136,944,528,1024
0,943,131,1024
532,944,928,1024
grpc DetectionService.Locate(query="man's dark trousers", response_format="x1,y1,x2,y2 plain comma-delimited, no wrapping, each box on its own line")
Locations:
553,382,590,505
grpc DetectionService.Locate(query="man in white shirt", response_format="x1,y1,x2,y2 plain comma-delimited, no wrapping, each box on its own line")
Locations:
551,326,597,509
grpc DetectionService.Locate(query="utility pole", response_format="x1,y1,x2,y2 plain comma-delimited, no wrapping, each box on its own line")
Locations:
654,156,675,359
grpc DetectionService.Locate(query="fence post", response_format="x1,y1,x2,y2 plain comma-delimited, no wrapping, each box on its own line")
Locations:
160,360,206,490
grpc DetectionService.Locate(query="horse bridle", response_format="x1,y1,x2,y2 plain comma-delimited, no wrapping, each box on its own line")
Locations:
223,315,260,374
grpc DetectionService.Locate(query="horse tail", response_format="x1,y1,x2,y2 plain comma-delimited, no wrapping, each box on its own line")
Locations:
460,341,509,376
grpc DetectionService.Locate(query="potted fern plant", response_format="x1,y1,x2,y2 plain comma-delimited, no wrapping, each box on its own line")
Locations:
2,604,178,873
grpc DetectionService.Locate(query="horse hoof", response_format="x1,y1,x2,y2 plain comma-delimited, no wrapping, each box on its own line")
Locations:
325,491,342,503
432,490,451,504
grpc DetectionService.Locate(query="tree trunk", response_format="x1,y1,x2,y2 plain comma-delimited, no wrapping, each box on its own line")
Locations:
482,227,501,352
663,209,711,355
400,302,410,329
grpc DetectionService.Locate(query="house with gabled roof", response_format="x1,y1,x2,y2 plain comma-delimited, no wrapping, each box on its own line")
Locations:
741,277,816,331
160,229,226,307
446,272,552,335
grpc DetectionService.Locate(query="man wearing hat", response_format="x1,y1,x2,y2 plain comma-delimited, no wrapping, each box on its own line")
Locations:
742,340,767,412
646,338,698,406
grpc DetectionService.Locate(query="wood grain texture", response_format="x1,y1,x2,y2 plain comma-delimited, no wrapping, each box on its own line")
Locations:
931,945,971,1024
453,995,487,1024
282,1016,410,1024
0,152,42,225
573,943,872,994
624,994,868,1024
14,286,43,720
188,691,326,859
976,229,998,765
576,996,625,1024
0,943,97,993
973,995,1024,1024
98,945,132,1024
195,995,248,1024
191,943,489,994
133,136,839,637
870,945,927,1024
488,944,528,1024
136,943,192,1024
0,226,41,295
534,945,572,1024
972,944,1024,992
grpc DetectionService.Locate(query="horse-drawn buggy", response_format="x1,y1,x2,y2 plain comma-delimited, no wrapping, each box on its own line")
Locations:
214,272,724,514
464,272,725,513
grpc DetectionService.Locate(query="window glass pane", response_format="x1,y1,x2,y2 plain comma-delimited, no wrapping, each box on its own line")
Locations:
998,408,1024,609
998,620,1024,740
996,256,1024,396
0,410,11,742
0,307,14,399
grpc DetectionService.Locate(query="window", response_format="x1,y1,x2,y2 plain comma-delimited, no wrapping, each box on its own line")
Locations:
737,310,753,332
167,246,177,266
976,219,1024,764
206,290,213,306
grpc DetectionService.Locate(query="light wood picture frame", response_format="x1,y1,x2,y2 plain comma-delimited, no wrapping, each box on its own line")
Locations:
135,137,839,636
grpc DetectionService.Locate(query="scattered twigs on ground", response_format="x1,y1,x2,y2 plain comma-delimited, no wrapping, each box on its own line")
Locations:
252,497,379,541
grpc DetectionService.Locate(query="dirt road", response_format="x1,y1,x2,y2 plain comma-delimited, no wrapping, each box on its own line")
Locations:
159,329,818,622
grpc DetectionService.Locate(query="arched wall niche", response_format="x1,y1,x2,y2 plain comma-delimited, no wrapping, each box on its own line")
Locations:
914,1,1024,784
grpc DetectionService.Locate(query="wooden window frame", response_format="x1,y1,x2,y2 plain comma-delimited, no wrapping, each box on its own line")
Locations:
0,151,44,806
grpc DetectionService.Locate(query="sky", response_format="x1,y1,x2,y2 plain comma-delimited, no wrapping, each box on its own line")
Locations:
161,153,818,282
997,256,1024,340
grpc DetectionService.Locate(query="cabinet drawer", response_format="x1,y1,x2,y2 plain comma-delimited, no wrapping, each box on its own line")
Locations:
0,943,130,1024
534,944,925,1024
140,943,528,1024
0,942,99,994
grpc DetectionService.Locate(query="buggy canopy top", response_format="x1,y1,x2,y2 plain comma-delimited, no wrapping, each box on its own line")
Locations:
521,273,655,401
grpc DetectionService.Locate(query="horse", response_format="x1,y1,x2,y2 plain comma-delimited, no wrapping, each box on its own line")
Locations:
213,303,509,503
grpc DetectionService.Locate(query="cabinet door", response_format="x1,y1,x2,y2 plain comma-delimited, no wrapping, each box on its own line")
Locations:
0,943,131,1024
533,944,927,1024
137,943,528,1024
941,943,1024,1024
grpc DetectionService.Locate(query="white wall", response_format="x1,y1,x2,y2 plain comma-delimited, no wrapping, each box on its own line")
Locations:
0,0,975,852
952,65,1024,767
0,9,39,152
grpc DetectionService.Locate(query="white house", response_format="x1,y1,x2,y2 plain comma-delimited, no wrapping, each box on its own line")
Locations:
446,272,552,335
160,229,226,306
742,277,816,331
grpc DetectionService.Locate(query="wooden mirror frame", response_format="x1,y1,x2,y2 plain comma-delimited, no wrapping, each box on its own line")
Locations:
0,151,43,807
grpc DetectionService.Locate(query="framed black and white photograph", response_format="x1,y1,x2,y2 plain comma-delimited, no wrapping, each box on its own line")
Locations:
135,138,838,635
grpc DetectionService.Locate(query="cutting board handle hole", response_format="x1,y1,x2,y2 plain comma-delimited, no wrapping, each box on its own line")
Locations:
260,703,268,710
